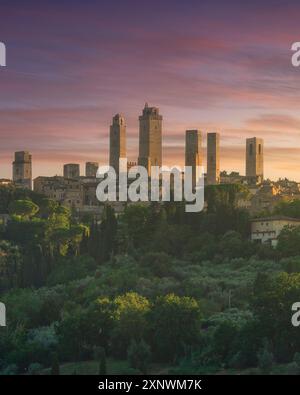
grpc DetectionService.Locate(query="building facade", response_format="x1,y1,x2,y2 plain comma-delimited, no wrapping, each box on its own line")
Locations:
251,215,300,246
34,176,84,209
63,164,80,179
138,103,162,174
12,151,32,190
85,162,99,177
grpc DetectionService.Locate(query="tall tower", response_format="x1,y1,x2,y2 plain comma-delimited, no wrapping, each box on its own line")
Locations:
138,103,162,174
13,151,32,190
246,137,264,184
85,162,99,177
109,114,126,174
64,164,80,178
185,130,202,187
207,132,220,185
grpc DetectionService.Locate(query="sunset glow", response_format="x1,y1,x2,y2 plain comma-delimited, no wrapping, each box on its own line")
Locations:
1,0,300,180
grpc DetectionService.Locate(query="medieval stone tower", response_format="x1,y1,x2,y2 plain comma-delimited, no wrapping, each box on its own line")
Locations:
185,130,202,187
13,151,32,190
207,132,220,185
138,103,162,174
246,137,264,184
64,163,80,178
110,113,126,175
85,162,99,177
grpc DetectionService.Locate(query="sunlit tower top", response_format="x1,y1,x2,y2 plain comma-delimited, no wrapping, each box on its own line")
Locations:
138,103,162,175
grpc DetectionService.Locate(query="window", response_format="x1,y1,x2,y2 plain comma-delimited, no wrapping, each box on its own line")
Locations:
258,144,262,155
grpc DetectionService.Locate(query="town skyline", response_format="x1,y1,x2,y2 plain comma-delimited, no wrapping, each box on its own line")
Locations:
2,105,267,183
0,104,296,184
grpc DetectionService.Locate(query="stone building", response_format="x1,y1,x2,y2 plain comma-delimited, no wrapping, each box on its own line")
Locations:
63,163,80,179
85,162,99,177
251,216,300,247
110,113,126,175
220,171,246,185
246,137,264,185
185,130,202,188
138,103,162,174
249,182,282,215
12,151,32,190
79,176,100,207
207,132,220,185
33,174,104,215
34,176,83,209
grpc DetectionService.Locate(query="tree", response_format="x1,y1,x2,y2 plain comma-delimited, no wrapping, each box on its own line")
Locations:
213,321,238,362
219,231,250,259
8,200,39,219
205,184,249,211
151,294,201,362
127,339,151,374
51,353,60,375
28,363,43,375
293,352,300,374
140,252,172,277
99,205,118,262
68,224,89,256
98,348,107,375
294,351,300,368
122,205,150,249
0,241,22,292
275,199,300,219
110,292,151,357
252,272,300,362
277,226,300,257
257,340,274,374
38,198,58,219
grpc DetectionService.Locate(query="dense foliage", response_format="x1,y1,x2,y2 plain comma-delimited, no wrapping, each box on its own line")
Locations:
1,187,300,374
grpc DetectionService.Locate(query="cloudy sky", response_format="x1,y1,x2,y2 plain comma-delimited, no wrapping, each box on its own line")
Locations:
1,0,300,180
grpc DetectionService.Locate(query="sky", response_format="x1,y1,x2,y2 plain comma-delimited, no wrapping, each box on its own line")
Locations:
1,0,300,180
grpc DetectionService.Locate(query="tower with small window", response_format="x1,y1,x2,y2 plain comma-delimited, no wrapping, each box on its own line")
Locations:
246,137,264,184
12,151,32,190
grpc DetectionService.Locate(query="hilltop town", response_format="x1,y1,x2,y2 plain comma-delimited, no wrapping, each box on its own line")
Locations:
1,104,300,246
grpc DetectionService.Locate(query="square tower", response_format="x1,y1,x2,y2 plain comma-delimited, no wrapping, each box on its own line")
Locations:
185,130,202,187
13,151,32,190
64,163,80,178
109,113,126,175
138,103,162,174
246,137,264,184
85,162,99,177
207,132,220,185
